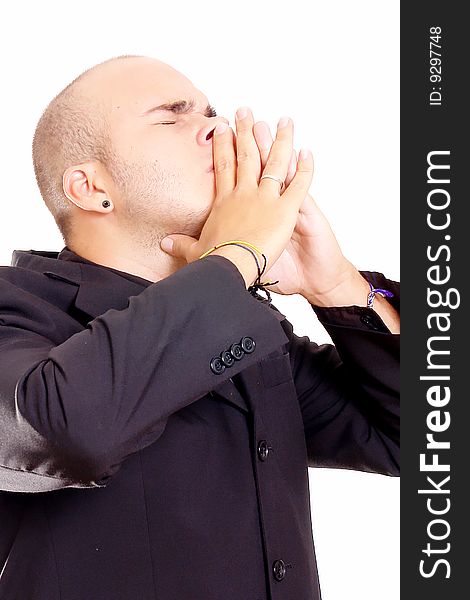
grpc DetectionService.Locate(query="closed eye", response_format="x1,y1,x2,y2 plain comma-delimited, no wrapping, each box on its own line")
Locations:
205,105,217,118
153,104,216,125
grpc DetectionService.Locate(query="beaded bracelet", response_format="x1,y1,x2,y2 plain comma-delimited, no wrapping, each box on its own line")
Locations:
198,240,279,303
366,281,394,309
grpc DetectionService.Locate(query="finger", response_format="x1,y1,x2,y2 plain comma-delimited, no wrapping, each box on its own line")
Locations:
281,148,314,208
285,149,297,187
160,233,198,262
259,116,294,196
253,121,274,172
235,107,261,188
212,122,237,195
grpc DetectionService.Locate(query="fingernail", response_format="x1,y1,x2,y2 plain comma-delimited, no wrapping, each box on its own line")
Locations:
214,122,228,135
299,148,311,160
161,237,174,252
236,107,249,120
278,116,290,129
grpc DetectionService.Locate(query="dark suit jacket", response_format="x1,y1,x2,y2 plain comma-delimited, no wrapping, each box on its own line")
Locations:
0,247,399,600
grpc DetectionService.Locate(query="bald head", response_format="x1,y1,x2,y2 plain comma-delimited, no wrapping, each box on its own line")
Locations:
32,55,222,260
32,54,147,244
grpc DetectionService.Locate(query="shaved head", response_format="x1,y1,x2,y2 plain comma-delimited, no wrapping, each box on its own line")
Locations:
32,54,222,270
32,55,143,243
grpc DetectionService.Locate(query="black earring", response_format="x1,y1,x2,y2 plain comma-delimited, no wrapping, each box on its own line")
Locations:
102,199,111,208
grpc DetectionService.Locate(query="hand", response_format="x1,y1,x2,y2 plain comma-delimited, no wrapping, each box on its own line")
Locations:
160,107,314,289
252,120,359,300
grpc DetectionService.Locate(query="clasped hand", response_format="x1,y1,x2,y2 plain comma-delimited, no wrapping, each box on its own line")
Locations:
161,106,359,302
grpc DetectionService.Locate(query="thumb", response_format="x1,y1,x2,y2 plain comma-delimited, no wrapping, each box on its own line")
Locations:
160,234,198,261
299,192,319,216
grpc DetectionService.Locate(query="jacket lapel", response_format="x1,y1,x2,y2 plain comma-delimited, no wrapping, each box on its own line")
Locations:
72,264,147,319
211,378,250,413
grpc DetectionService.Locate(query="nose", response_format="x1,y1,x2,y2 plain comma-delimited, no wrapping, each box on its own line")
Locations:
197,115,230,146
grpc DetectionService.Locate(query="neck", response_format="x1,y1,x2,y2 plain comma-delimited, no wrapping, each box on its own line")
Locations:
68,234,187,284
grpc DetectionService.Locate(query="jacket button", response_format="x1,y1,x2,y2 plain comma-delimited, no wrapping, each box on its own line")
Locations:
229,343,244,360
240,336,256,354
210,357,226,375
360,314,380,330
220,350,235,367
257,440,270,461
272,559,286,581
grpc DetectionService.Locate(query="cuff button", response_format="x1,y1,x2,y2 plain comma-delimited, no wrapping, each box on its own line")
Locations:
210,357,226,375
229,343,244,360
240,336,256,353
221,350,235,367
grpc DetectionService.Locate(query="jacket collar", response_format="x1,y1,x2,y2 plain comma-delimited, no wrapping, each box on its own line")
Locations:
12,247,152,320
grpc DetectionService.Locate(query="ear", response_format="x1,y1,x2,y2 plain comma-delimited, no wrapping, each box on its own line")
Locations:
62,162,114,213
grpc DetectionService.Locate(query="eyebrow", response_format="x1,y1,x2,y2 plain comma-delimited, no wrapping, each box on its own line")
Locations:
141,99,214,117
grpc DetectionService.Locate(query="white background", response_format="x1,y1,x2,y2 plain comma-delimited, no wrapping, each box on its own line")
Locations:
0,1,399,598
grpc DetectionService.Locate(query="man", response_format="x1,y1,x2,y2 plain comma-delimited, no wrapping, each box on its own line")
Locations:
0,55,399,599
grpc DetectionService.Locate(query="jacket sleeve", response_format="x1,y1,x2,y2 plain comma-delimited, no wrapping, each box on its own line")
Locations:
283,270,399,476
0,255,289,493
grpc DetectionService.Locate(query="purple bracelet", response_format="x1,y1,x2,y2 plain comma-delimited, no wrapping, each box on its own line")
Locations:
367,281,394,309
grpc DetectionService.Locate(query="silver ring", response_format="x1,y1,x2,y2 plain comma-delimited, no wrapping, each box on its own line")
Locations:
260,174,285,193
